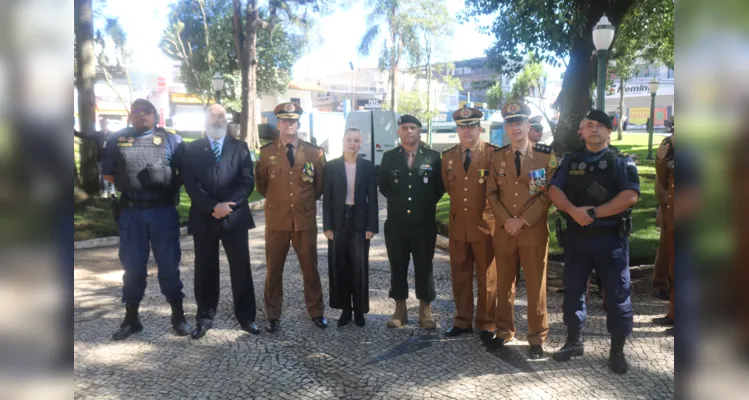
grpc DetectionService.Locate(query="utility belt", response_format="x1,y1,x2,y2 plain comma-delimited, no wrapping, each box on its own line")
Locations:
555,210,633,247
110,194,176,221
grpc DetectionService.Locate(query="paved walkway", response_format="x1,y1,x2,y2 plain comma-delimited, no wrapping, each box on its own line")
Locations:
74,200,674,399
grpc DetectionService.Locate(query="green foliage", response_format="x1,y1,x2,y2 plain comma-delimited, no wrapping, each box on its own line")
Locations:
484,81,504,109
392,91,432,122
510,58,546,100
160,0,304,105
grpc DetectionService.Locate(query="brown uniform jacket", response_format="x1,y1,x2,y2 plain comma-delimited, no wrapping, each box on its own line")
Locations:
486,143,557,246
441,141,498,242
256,138,325,231
655,139,674,232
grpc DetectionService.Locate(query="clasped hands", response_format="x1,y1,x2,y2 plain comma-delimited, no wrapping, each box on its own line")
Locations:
569,206,596,227
212,202,236,219
503,217,526,236
324,230,375,240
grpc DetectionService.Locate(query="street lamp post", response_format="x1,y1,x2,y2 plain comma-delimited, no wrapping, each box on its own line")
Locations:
212,72,225,105
593,16,615,111
646,78,660,160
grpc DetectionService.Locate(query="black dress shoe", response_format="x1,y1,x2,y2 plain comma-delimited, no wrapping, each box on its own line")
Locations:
553,342,584,361
486,336,507,349
241,322,261,335
445,326,471,337
190,324,209,339
266,319,280,333
529,345,544,359
312,316,328,329
112,322,143,341
173,320,192,337
353,311,365,327
653,288,669,300
480,330,496,342
169,300,191,336
652,316,675,326
338,310,352,327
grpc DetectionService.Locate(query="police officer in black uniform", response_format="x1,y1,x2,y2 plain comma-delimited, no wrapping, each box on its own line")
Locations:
548,110,640,374
101,99,191,340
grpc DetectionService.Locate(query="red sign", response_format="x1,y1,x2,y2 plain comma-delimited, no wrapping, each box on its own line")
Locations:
157,77,166,93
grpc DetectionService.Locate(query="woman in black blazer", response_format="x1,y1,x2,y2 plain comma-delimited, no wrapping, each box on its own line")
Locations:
322,127,379,327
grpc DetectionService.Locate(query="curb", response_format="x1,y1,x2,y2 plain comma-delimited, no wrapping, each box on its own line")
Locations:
436,234,654,275
74,199,266,250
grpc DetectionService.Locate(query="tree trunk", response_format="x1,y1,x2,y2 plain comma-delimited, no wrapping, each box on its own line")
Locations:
240,0,261,151
617,77,624,140
553,39,595,154
75,0,100,196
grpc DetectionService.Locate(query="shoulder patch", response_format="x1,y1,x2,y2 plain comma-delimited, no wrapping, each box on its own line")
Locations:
533,143,552,154
442,144,458,155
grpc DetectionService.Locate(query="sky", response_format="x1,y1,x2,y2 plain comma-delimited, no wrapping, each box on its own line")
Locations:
95,0,563,82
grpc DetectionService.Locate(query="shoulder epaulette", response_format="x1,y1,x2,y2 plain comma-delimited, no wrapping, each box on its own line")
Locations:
486,143,500,150
533,143,552,154
442,144,458,155
260,141,274,149
495,144,510,152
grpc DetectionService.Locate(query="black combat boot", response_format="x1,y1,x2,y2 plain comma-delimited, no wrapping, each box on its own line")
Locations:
112,302,143,341
608,335,629,374
169,300,191,336
553,328,584,361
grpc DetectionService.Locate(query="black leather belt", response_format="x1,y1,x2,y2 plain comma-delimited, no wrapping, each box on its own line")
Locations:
121,197,173,209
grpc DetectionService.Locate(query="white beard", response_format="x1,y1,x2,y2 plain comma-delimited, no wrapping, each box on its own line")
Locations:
206,125,227,140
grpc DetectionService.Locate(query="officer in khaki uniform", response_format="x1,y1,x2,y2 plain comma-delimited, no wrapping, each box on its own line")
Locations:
652,128,675,333
651,135,673,300
486,102,557,359
441,107,499,342
256,102,328,332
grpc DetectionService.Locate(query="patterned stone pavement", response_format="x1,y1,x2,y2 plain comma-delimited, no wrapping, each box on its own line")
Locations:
74,198,674,399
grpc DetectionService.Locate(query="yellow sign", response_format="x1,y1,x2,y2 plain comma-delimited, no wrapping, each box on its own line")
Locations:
170,93,203,104
628,108,651,125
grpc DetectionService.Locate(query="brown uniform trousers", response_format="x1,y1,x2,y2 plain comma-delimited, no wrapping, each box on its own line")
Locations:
256,138,326,320
653,138,673,292
487,143,555,345
441,141,498,331
655,143,675,320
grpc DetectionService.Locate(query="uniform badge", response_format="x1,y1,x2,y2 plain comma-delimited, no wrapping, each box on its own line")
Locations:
460,108,472,118
269,156,276,161
499,169,504,174
127,137,134,143
548,153,558,168
579,162,586,170
283,103,295,112
599,160,607,169
153,136,162,145
424,177,428,184
271,174,276,179
478,169,487,184
448,159,453,165
118,136,126,142
500,161,506,168
507,103,521,114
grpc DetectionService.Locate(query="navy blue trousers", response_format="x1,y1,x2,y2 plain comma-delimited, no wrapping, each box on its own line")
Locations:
562,233,634,336
118,206,184,304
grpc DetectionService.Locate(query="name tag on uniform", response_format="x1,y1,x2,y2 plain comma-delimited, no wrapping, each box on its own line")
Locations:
569,171,585,175
117,143,133,147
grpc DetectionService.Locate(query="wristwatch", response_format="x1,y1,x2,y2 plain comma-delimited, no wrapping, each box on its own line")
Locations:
586,208,597,220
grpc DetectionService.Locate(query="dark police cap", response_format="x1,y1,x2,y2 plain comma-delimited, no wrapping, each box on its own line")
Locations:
585,110,613,129
452,107,483,126
397,114,422,128
274,102,303,119
501,101,531,122
131,98,157,114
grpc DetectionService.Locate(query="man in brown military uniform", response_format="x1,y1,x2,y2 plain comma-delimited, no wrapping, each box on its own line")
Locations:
256,102,328,332
652,128,675,332
487,101,557,359
651,135,673,300
441,107,499,342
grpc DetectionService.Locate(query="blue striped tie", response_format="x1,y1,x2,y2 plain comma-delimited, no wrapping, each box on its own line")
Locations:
212,141,221,164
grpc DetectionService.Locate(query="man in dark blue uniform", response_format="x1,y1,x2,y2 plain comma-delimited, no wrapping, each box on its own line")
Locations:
101,99,191,340
548,110,640,374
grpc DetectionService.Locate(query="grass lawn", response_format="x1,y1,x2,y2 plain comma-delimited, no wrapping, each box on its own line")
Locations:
436,133,662,265
74,190,264,241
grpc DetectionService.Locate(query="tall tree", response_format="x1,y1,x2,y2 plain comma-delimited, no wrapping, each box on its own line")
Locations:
463,0,673,152
359,0,420,112
95,18,133,118
75,0,100,196
510,58,556,135
406,0,453,144
161,0,310,149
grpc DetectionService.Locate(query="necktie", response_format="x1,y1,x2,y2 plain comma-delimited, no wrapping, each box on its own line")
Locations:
407,152,414,168
286,143,295,166
212,141,221,164
514,150,521,177
463,149,471,172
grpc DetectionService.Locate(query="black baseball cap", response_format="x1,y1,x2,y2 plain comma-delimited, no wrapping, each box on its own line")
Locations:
584,110,613,129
